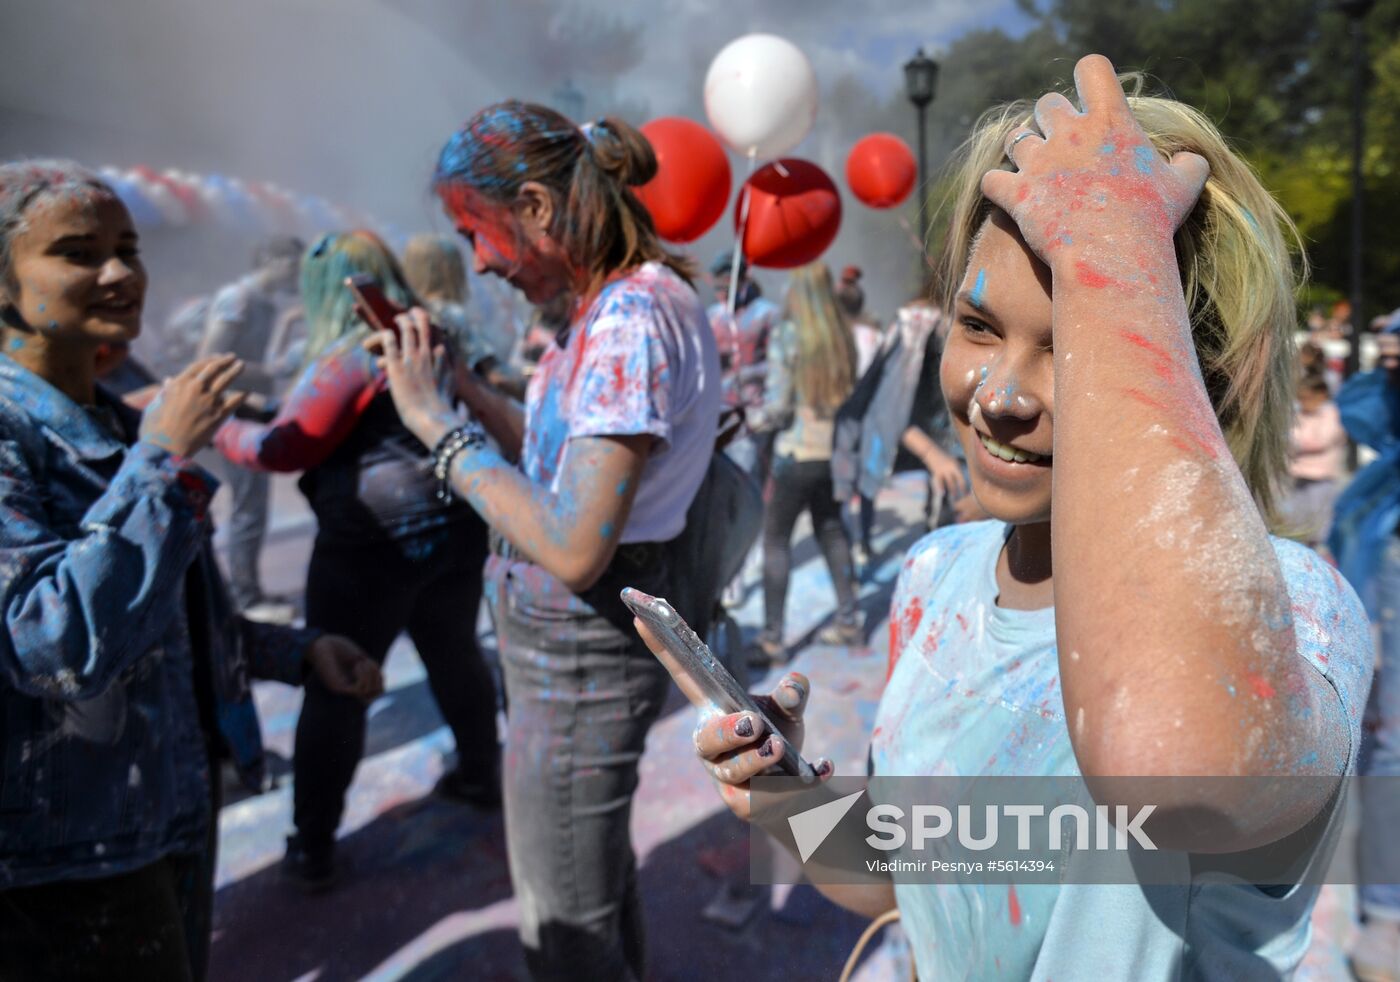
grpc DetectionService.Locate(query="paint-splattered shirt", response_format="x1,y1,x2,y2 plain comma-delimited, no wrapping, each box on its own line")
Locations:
707,293,781,409
523,262,720,544
872,520,1371,980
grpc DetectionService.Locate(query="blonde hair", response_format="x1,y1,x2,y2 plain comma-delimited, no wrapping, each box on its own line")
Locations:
402,233,468,304
784,263,858,413
935,74,1303,526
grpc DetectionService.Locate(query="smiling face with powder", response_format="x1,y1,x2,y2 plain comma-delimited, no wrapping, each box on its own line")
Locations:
942,210,1056,527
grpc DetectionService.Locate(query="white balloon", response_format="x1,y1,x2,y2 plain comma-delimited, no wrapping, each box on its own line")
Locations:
704,33,818,160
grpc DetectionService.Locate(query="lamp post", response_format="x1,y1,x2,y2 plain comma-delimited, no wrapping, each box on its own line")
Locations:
1336,0,1374,378
903,48,940,255
553,79,585,123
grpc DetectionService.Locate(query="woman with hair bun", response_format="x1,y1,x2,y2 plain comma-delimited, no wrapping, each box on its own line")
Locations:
377,103,720,979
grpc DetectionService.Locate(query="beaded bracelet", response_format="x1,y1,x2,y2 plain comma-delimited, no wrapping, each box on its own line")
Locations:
430,423,487,503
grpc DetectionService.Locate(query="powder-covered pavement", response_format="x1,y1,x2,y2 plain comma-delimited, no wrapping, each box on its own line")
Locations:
207,473,1360,980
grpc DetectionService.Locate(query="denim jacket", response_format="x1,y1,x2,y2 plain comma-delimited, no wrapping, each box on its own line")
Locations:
0,355,318,888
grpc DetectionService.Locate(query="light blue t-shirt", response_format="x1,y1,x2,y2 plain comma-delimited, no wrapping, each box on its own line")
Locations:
871,520,1372,980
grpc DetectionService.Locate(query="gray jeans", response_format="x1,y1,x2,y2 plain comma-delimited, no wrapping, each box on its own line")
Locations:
209,458,269,609
487,551,671,981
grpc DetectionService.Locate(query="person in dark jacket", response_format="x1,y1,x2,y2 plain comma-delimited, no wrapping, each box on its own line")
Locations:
214,231,502,891
0,160,380,981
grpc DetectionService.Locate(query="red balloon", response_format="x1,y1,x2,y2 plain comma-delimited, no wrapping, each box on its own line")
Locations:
845,133,917,209
634,118,732,243
735,158,841,269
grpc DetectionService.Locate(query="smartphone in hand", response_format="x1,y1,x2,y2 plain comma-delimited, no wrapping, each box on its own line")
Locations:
622,587,818,783
345,274,406,335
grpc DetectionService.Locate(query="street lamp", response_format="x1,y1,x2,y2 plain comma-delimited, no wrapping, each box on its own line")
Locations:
903,48,940,256
1336,0,1374,378
552,79,585,123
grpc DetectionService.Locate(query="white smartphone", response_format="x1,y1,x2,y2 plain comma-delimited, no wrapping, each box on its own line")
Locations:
621,587,817,783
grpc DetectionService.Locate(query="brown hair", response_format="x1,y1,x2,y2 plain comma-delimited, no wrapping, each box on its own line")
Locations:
433,102,694,296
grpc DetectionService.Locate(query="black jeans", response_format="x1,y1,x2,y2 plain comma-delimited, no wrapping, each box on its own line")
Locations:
293,520,499,850
0,754,220,982
762,456,859,642
487,549,672,982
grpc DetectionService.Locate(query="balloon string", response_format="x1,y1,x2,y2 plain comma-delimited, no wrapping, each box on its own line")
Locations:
726,152,758,319
895,214,926,257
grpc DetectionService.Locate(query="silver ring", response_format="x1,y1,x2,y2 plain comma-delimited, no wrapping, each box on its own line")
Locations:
1009,130,1038,151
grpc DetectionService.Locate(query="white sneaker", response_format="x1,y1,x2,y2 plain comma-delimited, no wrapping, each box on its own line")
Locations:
242,599,297,625
1351,919,1400,982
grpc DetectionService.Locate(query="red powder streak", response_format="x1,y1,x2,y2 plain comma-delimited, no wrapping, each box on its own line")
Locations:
1246,673,1277,699
1122,388,1222,461
1074,261,1113,289
1118,329,1177,383
1017,185,1030,203
1122,387,1169,413
1008,884,1023,927
955,612,969,632
886,618,900,682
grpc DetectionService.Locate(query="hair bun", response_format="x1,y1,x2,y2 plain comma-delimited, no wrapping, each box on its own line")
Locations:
584,117,658,187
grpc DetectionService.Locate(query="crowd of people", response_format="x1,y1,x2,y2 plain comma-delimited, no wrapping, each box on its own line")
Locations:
0,51,1397,982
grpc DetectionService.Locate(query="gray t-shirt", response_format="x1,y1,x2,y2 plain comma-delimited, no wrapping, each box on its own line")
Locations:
200,274,278,394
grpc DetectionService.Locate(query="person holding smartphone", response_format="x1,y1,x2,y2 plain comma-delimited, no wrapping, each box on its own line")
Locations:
0,160,381,981
213,231,503,890
644,56,1372,980
373,103,720,981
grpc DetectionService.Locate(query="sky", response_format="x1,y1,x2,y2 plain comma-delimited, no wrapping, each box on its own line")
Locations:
0,0,1039,317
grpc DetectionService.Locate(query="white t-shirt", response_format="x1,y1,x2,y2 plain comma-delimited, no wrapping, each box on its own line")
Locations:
873,520,1371,981
521,262,720,544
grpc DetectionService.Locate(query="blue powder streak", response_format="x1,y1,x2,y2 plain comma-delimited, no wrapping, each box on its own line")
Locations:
1099,141,1117,155
970,269,987,309
1133,145,1155,174
7,338,22,352
600,521,615,539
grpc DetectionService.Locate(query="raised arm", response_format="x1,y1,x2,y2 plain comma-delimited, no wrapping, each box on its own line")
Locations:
982,55,1346,849
214,338,380,473
0,357,243,701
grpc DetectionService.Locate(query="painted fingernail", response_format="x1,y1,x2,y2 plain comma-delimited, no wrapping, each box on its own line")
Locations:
815,758,834,777
757,736,776,759
735,715,755,739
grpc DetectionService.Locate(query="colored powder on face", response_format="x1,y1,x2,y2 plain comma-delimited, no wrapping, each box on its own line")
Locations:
7,338,22,351
47,321,58,331
615,477,629,496
600,521,614,539
1133,145,1155,175
37,303,45,313
969,269,988,309
1099,141,1117,156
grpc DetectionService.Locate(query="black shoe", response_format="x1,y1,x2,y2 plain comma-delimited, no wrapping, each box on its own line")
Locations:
434,767,502,810
281,834,337,894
